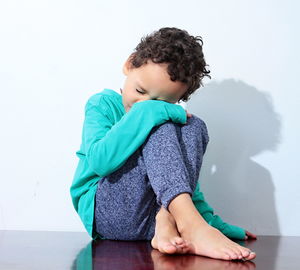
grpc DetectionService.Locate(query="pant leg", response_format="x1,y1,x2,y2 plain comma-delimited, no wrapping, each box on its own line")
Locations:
94,115,208,241
141,115,209,210
94,146,159,241
174,114,209,194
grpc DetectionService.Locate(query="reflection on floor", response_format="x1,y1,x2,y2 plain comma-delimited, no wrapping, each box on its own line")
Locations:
0,231,298,270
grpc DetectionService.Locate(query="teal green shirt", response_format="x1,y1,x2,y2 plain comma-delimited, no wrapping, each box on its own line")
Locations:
70,88,246,240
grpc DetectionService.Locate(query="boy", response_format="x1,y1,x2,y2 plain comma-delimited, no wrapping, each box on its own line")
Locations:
70,27,257,261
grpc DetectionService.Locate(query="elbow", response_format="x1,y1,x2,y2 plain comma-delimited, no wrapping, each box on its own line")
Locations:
87,157,108,177
86,148,107,178
85,142,105,177
86,142,120,178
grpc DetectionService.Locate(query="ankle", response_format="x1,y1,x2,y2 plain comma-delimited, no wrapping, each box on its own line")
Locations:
156,212,175,227
177,216,208,235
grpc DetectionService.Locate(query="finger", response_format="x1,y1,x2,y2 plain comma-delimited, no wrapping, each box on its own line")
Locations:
246,231,257,239
247,231,257,238
185,110,192,117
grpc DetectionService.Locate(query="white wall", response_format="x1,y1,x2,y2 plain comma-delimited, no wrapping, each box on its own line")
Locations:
0,0,298,236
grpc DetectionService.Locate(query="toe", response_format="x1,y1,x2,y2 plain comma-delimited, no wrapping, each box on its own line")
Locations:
227,248,239,260
232,247,243,260
175,240,188,249
236,252,243,260
242,250,256,261
162,243,177,254
222,253,231,260
176,243,190,254
247,251,256,260
151,237,157,249
241,248,251,258
173,236,184,245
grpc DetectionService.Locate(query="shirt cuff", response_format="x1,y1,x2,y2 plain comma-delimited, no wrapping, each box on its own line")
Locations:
207,215,246,240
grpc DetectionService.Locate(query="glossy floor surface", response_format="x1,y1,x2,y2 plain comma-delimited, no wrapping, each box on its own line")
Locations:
0,231,299,270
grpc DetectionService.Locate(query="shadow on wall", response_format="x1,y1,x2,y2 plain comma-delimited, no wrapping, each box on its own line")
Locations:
186,79,281,236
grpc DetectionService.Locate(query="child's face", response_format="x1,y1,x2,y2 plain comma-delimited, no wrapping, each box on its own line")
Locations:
121,56,188,113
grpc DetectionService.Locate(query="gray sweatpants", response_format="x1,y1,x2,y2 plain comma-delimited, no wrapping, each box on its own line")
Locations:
94,115,209,241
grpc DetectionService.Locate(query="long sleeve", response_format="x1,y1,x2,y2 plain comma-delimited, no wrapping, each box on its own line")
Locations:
83,97,187,178
70,95,187,240
192,182,246,240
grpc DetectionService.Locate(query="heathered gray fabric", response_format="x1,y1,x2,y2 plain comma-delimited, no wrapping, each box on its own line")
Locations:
94,115,209,240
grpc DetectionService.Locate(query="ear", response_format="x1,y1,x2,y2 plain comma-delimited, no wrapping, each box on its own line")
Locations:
122,53,135,76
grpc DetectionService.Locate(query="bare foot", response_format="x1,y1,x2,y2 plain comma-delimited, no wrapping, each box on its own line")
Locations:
151,207,190,254
180,221,256,261
169,193,256,261
151,249,256,270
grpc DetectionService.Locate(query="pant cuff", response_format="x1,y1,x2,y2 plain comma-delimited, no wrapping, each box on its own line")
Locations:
161,186,193,211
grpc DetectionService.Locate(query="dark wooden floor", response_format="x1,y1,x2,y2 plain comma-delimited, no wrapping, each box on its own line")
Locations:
0,230,299,270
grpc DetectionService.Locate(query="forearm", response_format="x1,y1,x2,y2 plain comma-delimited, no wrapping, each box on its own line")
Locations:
85,99,186,177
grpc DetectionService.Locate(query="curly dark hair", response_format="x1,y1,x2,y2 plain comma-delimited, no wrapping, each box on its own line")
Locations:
128,27,211,102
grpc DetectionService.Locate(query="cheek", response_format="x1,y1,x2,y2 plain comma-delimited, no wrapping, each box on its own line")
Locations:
127,90,136,101
122,91,133,108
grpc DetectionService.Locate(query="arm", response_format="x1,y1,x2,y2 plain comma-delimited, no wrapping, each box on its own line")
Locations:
83,97,187,177
192,182,246,240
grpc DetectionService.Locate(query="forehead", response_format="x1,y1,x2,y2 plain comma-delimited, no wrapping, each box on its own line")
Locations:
134,61,187,99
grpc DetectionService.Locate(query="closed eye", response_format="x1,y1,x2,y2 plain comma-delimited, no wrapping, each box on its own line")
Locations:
136,89,145,94
136,88,166,101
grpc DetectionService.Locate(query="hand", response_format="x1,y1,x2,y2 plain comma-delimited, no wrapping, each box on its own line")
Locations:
185,109,192,118
245,230,257,240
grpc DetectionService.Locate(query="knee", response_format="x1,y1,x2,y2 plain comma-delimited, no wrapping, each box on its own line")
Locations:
148,120,178,139
185,115,210,148
141,121,179,152
187,115,206,130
